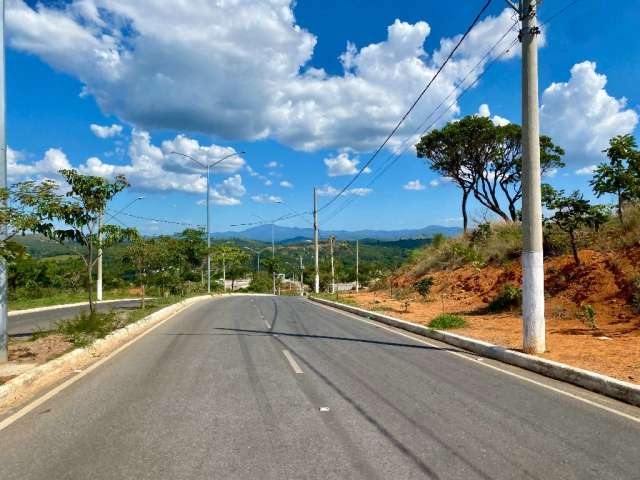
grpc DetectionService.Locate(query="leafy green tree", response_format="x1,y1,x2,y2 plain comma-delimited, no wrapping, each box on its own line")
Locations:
0,180,60,260
416,116,564,229
177,228,207,282
13,170,136,311
541,185,610,266
123,237,165,308
591,134,640,224
211,243,250,290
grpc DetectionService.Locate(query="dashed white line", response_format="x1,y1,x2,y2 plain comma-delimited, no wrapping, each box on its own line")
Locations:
282,350,303,374
264,320,271,329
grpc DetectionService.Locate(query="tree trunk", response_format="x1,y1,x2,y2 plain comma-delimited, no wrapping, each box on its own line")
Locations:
569,230,580,266
617,191,624,225
462,189,469,233
87,242,95,314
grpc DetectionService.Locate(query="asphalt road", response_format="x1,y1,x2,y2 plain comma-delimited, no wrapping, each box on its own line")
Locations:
8,299,148,336
1,295,639,479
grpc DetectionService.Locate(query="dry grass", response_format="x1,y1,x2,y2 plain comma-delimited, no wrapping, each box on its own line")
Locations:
404,203,640,283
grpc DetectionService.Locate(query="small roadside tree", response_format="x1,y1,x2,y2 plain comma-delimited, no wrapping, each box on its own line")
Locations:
123,236,164,308
15,170,136,312
541,185,610,266
211,243,250,291
590,134,640,225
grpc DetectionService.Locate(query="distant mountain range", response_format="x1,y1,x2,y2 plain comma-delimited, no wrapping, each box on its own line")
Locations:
212,224,462,243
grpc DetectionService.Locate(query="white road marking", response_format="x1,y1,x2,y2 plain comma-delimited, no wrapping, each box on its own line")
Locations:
282,350,303,374
265,320,271,329
0,300,206,432
316,303,640,425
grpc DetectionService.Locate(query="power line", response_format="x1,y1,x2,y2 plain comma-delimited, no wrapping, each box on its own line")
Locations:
109,210,205,228
317,0,494,213
321,0,585,227
322,26,520,225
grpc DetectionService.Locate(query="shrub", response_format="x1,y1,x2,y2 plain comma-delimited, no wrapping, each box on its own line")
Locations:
630,277,640,314
413,277,434,298
577,304,597,329
57,311,127,347
428,313,467,329
247,271,272,293
488,284,522,312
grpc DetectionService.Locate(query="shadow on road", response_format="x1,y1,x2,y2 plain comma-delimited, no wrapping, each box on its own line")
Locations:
162,326,459,353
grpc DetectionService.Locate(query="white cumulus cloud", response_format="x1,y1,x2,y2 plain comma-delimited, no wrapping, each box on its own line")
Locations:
279,180,293,188
403,180,426,191
541,61,638,163
7,1,520,152
90,123,123,138
575,165,597,176
477,103,510,126
251,194,282,204
316,185,373,197
324,152,371,177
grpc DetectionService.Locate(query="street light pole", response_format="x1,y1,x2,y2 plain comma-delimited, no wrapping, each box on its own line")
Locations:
172,150,245,294
206,162,211,294
313,188,320,294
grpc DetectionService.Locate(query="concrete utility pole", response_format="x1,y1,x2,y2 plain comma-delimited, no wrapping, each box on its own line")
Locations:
313,188,320,293
329,236,336,294
0,1,7,362
356,239,359,293
508,0,545,353
299,255,304,296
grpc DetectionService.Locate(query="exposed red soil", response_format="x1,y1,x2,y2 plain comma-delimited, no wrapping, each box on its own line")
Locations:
343,246,640,384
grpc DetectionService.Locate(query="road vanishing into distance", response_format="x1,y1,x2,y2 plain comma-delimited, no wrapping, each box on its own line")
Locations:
7,299,148,336
1,295,639,479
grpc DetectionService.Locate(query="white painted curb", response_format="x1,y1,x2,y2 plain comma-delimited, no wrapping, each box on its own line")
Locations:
309,296,640,408
9,298,152,316
0,295,212,411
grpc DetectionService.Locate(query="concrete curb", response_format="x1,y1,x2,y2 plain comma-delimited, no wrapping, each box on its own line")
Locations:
9,298,153,316
0,295,212,411
308,296,640,408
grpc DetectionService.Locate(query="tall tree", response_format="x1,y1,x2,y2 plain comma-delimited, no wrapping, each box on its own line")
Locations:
591,134,640,224
416,116,486,232
416,116,564,228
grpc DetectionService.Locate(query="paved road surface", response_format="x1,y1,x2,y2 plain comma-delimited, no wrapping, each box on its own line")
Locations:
8,299,148,336
1,295,639,479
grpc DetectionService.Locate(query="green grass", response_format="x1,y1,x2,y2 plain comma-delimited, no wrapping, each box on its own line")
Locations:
8,289,139,311
487,284,522,312
428,313,467,329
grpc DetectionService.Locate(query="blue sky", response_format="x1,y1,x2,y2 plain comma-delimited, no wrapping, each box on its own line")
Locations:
6,0,640,234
